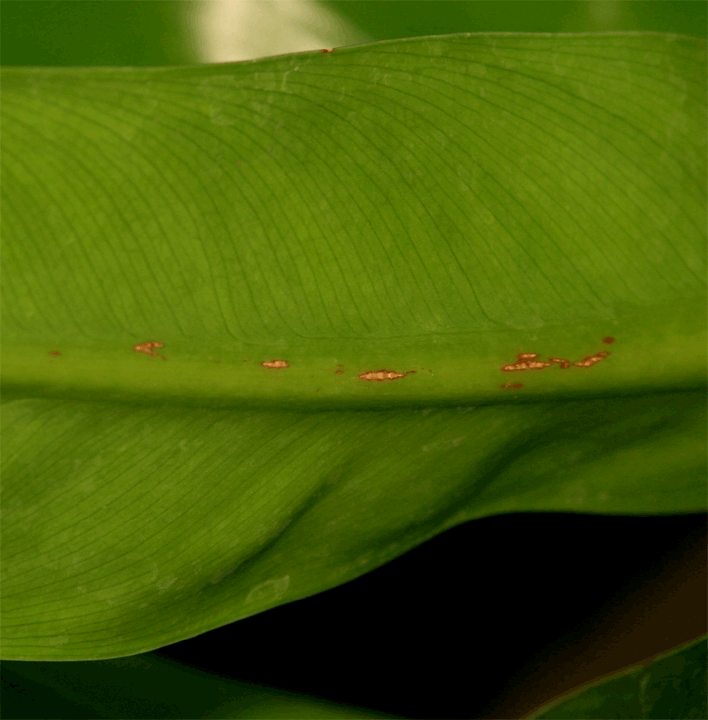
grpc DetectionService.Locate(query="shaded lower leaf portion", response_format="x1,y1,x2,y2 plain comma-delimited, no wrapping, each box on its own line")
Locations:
1,653,397,719
525,633,708,719
2,390,705,660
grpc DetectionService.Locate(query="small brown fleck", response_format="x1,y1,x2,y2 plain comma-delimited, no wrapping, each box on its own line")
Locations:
321,48,334,53
214,360,221,363
501,383,524,389
358,369,414,382
603,336,615,344
261,359,290,369
133,341,165,359
335,370,344,375
49,350,61,357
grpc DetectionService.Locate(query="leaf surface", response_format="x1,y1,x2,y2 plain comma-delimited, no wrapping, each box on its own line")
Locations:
2,33,706,659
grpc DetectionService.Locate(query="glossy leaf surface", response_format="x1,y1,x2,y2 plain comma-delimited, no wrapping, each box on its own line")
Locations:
2,33,706,659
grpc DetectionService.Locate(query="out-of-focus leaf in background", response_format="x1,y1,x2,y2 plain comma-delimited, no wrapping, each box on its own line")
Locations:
2,0,705,69
524,633,708,720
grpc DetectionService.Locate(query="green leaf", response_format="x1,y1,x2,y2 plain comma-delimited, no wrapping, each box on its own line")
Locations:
1,652,400,719
525,633,708,719
2,33,706,659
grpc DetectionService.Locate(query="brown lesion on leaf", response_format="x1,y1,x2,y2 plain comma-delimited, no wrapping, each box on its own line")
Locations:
49,350,61,357
133,341,166,360
501,343,612,374
358,369,416,382
261,360,290,369
501,353,553,372
603,337,615,344
574,351,610,367
501,383,524,389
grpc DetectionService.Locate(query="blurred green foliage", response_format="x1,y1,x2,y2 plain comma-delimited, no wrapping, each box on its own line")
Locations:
0,0,197,65
329,0,708,41
1,0,705,68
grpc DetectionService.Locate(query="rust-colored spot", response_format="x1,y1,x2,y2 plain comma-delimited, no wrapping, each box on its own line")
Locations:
603,336,615,344
501,383,524,389
321,48,334,53
358,369,414,382
261,360,290,369
49,350,61,357
574,351,610,368
214,360,221,363
549,357,571,370
501,353,552,372
133,341,166,360
335,370,344,375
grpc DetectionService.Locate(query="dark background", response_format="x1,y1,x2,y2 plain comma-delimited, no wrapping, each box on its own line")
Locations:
152,511,707,719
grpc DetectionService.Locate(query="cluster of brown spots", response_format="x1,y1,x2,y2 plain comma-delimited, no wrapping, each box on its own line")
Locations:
49,350,61,357
133,341,166,360
261,359,290,369
501,346,611,373
501,383,524,389
358,369,416,382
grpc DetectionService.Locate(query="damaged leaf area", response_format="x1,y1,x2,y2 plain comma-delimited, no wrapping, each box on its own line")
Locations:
358,369,416,382
501,351,610,372
133,341,166,359
261,360,290,369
